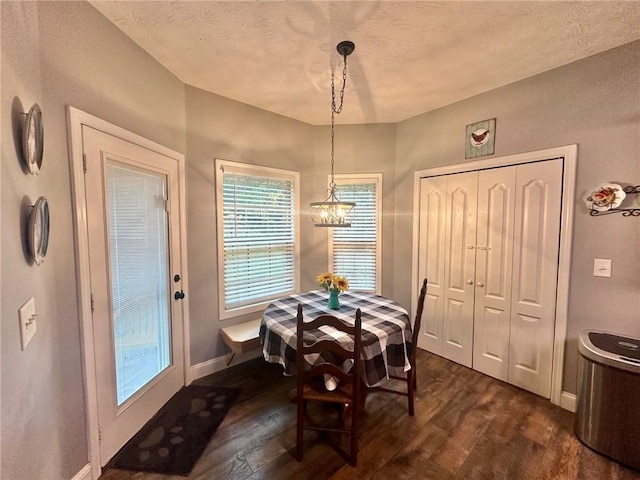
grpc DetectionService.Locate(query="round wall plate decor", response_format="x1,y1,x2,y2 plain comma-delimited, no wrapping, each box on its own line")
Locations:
23,103,44,175
584,183,626,212
29,196,50,266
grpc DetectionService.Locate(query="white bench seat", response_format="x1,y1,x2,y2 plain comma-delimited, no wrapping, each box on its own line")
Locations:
220,318,262,365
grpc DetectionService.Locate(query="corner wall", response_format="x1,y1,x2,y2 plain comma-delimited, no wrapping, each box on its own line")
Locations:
184,86,397,364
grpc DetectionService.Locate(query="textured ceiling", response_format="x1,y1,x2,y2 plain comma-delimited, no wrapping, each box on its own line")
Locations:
89,1,640,125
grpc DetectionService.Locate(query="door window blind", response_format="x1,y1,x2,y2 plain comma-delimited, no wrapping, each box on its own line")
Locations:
330,176,381,292
217,161,299,315
106,163,170,405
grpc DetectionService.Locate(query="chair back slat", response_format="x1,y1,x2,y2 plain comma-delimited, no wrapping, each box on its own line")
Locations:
301,338,356,359
303,314,359,336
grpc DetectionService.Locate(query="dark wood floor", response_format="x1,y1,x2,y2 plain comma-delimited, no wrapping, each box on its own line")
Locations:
101,350,640,480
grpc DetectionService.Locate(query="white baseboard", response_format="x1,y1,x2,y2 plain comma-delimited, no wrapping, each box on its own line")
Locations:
191,350,262,381
71,463,92,480
560,391,577,412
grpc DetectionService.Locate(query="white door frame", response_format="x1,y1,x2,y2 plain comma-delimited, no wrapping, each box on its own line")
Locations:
67,107,192,479
411,144,577,410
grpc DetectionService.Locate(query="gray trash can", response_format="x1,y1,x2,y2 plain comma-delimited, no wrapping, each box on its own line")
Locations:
575,330,640,470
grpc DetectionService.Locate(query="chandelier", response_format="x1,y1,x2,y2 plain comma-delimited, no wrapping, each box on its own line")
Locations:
310,40,356,227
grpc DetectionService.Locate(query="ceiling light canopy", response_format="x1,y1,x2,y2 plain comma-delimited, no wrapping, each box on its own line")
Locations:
310,41,356,228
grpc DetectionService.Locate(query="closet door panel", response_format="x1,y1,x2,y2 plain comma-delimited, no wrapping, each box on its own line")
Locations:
509,159,563,398
417,176,447,354
511,313,543,373
473,167,516,381
442,172,477,367
444,298,465,346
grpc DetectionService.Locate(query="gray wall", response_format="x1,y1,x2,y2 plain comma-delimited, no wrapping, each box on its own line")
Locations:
1,2,186,479
394,40,640,394
184,86,313,363
309,124,397,295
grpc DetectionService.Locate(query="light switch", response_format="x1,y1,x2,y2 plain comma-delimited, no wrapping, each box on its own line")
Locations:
594,259,612,278
19,297,37,350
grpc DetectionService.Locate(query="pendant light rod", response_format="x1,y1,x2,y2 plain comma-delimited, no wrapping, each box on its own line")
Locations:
310,40,356,227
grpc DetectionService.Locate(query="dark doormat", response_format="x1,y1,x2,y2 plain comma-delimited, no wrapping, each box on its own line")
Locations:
110,385,242,476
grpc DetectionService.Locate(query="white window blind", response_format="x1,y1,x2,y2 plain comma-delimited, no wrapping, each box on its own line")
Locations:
216,160,299,317
329,175,382,293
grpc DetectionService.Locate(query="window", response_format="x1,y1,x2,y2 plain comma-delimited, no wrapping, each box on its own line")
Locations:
329,174,382,293
215,159,299,318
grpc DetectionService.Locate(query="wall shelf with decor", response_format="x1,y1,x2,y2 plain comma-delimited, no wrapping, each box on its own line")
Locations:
585,184,640,217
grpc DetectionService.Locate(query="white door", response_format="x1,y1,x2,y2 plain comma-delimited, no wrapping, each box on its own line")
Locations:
417,175,447,354
509,159,562,397
441,172,477,367
83,126,185,464
472,167,516,380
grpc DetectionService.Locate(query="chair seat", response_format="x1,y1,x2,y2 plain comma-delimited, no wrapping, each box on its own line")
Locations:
301,380,354,404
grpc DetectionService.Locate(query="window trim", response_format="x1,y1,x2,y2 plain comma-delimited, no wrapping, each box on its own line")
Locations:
215,158,300,319
328,173,382,294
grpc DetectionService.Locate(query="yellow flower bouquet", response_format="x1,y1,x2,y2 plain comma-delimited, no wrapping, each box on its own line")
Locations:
316,272,349,292
316,272,349,309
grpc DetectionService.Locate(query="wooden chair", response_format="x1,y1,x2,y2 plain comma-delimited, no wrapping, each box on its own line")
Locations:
295,304,362,466
367,277,428,416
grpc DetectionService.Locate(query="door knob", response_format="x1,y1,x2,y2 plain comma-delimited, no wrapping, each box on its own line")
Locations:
173,274,181,283
174,290,185,300
477,282,485,287
466,280,474,285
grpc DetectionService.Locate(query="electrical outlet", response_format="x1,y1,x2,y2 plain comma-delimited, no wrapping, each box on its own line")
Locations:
19,297,37,350
594,259,612,278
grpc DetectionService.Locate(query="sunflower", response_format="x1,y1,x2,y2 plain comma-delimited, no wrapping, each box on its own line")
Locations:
334,276,349,292
316,272,334,289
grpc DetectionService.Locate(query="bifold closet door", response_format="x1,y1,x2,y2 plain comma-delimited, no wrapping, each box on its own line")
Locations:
472,167,517,381
417,158,563,398
508,159,562,398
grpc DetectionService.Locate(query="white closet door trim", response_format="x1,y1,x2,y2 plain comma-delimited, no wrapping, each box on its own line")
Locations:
411,144,577,408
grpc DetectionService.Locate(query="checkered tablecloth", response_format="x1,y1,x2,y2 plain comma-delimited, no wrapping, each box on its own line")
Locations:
260,290,412,388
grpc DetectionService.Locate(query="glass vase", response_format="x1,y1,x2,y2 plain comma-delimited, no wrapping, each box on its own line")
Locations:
328,289,340,309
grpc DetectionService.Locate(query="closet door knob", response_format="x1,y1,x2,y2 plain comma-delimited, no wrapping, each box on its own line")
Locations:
466,280,474,285
477,282,485,288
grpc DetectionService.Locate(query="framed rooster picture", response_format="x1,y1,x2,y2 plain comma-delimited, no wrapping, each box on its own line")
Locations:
465,118,496,159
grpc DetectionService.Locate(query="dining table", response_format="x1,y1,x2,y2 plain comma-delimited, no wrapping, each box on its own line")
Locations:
259,290,413,389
